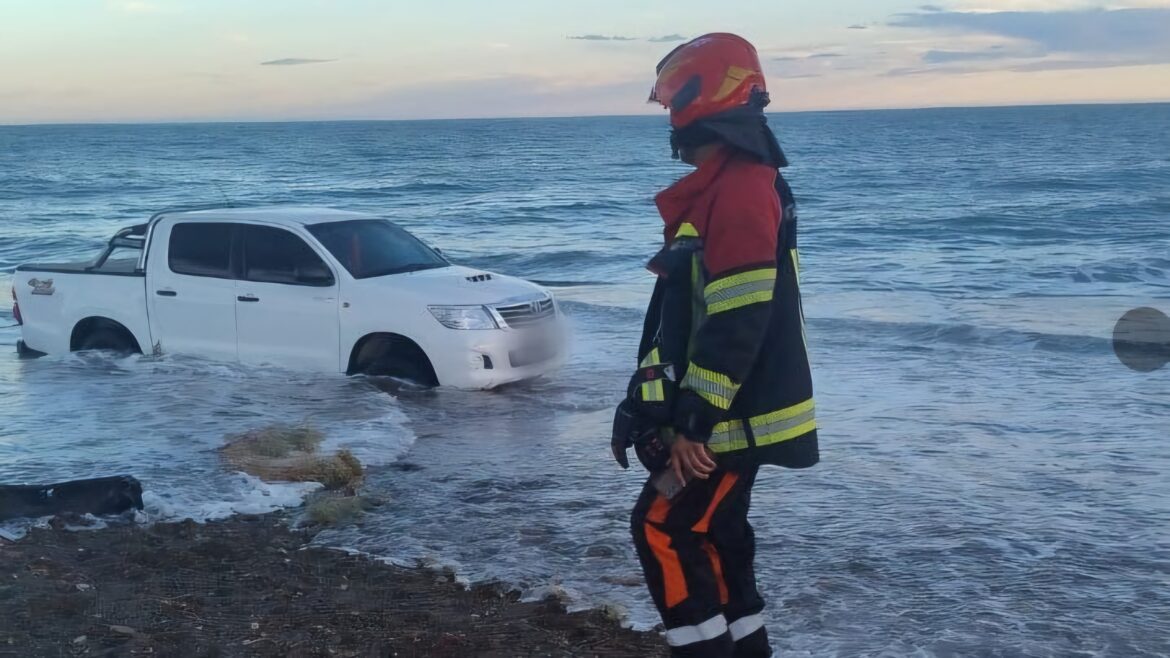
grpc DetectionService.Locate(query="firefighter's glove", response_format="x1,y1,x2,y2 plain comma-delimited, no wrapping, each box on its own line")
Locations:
611,399,657,469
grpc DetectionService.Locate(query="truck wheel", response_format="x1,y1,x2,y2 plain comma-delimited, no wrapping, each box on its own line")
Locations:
353,336,438,387
77,327,136,354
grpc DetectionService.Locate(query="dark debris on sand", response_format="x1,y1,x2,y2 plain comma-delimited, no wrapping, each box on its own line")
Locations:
0,514,667,657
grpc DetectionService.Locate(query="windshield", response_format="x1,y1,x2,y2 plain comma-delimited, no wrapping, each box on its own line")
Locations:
307,219,448,279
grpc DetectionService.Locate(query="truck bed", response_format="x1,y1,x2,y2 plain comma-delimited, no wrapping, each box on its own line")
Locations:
16,258,143,277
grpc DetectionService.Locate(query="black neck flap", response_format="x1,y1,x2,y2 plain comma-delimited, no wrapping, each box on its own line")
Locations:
669,91,789,168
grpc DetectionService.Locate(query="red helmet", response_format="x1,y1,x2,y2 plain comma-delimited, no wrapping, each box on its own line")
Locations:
649,33,767,129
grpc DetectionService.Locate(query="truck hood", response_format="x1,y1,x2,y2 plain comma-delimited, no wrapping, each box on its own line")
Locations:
344,265,548,306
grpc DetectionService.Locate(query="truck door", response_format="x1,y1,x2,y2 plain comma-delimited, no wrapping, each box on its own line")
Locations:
147,221,240,361
235,224,341,371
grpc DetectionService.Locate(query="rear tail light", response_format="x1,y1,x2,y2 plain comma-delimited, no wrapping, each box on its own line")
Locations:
11,285,21,325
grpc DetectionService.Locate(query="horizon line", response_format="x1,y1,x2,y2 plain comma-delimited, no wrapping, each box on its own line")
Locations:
2,99,1169,128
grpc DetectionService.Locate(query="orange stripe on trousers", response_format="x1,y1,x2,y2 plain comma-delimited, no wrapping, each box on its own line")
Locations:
703,541,730,605
692,472,739,534
645,496,688,608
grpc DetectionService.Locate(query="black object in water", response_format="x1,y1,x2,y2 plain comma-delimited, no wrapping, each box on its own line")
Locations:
0,475,144,522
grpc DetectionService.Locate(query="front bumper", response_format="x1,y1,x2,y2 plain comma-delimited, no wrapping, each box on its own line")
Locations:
427,323,567,389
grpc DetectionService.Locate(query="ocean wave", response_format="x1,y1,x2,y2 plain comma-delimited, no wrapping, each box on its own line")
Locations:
459,249,639,274
315,181,476,198
809,316,1113,355
531,279,616,287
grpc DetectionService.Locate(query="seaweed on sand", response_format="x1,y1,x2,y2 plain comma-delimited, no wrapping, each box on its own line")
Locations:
219,424,364,492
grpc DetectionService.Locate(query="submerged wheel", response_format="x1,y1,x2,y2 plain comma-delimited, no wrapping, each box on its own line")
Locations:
352,335,438,387
72,320,140,355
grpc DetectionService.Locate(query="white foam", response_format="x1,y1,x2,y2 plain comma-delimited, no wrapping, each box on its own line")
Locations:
0,352,415,535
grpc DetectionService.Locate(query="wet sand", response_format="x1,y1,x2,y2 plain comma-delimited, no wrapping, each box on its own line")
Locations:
0,514,667,657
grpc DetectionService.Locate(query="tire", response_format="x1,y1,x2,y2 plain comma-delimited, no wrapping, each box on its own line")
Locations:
354,336,438,387
77,328,135,354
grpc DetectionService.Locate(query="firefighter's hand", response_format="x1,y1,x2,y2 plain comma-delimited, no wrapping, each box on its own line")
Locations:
670,436,717,482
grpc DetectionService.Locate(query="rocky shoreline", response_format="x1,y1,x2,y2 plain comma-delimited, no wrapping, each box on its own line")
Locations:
0,513,667,657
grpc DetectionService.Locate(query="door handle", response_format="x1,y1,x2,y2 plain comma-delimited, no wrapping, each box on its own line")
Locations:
156,290,177,297
237,295,260,303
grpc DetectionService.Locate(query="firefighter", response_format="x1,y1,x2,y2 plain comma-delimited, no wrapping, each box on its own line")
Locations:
611,33,820,657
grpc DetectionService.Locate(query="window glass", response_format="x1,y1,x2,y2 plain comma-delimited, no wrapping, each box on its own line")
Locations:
307,219,447,279
169,223,233,278
243,225,334,286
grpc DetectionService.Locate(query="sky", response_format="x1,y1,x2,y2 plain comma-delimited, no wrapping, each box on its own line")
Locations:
1,0,1169,123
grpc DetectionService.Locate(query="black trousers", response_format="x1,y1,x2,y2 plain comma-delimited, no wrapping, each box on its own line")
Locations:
631,465,771,658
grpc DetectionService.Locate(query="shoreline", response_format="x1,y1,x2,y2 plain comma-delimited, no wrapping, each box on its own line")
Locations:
1,513,667,657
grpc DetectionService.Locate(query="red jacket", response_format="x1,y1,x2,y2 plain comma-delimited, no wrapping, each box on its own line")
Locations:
656,148,780,277
635,147,818,467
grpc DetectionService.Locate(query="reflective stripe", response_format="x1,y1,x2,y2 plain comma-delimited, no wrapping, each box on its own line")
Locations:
708,398,816,454
751,398,817,447
675,222,700,239
704,268,776,315
681,363,739,411
708,419,750,453
639,348,667,402
791,249,808,352
728,614,765,641
704,268,776,296
642,379,665,402
665,614,729,647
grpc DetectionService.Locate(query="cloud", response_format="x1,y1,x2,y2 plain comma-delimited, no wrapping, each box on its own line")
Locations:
891,7,1170,54
848,24,869,30
567,35,638,41
1010,57,1166,70
260,58,336,66
649,34,687,43
922,46,1021,63
951,1,1170,9
889,6,1170,74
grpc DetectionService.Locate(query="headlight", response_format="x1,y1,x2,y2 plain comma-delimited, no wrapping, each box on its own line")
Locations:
428,305,499,330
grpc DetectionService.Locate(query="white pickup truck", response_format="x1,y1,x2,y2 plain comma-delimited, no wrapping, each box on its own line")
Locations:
11,206,565,388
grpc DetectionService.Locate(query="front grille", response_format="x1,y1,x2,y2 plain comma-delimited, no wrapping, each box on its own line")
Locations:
493,298,555,329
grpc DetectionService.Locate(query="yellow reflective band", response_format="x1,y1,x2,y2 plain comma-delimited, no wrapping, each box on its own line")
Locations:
641,379,665,402
751,399,816,447
704,268,776,315
639,348,667,402
708,290,773,315
708,419,750,453
791,250,809,352
681,363,739,411
704,268,776,296
707,399,816,453
675,222,700,239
